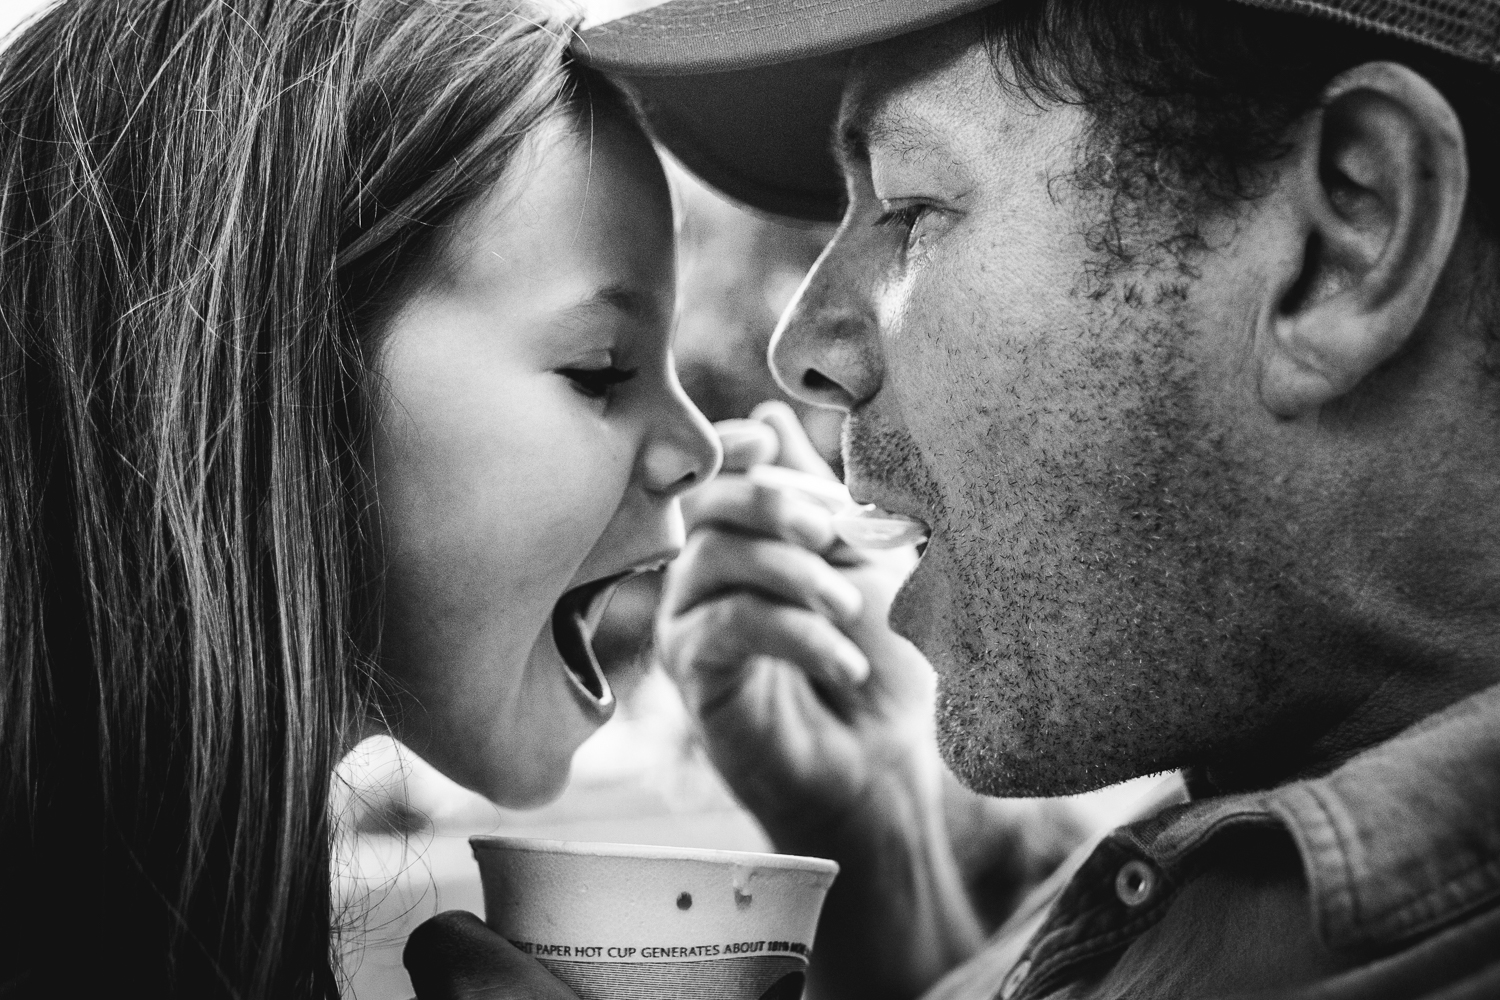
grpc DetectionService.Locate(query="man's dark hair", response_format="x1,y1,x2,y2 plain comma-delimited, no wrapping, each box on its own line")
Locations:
983,0,1500,265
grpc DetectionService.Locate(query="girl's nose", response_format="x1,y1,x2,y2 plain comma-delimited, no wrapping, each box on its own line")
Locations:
642,365,721,497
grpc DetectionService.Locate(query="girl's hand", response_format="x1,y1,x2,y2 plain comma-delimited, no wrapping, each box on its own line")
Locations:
405,911,581,1000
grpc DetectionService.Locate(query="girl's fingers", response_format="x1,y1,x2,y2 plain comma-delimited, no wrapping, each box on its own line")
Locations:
405,911,580,1000
666,530,864,626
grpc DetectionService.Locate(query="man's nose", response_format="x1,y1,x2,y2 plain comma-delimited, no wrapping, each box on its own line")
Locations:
769,236,882,411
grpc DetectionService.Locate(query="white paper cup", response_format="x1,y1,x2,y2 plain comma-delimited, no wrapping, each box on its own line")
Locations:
470,836,839,1000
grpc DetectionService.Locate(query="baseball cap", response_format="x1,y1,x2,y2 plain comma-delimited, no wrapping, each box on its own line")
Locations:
573,0,1500,221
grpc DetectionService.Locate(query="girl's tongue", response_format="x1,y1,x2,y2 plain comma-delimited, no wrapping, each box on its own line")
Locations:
551,572,632,710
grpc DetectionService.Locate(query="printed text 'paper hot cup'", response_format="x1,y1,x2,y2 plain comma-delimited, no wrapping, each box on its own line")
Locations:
470,836,838,1000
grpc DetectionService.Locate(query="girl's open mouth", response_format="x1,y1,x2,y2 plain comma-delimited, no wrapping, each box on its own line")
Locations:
551,570,634,717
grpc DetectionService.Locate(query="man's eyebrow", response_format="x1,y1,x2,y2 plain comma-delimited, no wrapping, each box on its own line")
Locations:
833,96,946,171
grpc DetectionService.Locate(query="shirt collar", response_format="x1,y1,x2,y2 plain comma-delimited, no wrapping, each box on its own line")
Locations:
1122,682,1500,954
1267,681,1500,952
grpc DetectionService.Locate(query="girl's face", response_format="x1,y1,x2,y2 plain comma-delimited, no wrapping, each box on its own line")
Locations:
374,106,719,806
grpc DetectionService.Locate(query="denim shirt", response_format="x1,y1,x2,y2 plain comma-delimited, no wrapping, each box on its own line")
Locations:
922,683,1500,1000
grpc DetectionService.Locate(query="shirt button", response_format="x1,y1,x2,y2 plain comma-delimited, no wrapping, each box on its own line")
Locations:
1115,859,1156,907
999,957,1033,999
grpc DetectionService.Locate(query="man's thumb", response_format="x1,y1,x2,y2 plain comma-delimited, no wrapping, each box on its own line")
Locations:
751,400,835,479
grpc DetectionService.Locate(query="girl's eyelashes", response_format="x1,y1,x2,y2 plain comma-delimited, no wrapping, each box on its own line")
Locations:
558,364,638,400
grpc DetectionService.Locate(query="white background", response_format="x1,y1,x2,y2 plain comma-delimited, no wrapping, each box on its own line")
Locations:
0,0,46,38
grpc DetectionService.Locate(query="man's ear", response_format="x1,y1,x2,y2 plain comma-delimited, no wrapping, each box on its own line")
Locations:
1257,62,1468,417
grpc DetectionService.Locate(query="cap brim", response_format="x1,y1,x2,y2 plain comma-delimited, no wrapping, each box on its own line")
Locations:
574,0,995,221
610,55,848,221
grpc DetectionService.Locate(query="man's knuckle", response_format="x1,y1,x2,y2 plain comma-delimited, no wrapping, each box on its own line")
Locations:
762,600,807,631
680,529,711,560
749,484,789,525
709,594,757,630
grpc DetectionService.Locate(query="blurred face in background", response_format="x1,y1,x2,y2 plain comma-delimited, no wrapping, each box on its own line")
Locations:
772,22,1408,796
373,102,719,807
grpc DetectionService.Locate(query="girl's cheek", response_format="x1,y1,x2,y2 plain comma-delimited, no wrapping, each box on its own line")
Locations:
486,406,633,556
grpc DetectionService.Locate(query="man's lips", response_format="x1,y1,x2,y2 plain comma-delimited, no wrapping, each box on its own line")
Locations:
550,560,670,718
845,477,931,526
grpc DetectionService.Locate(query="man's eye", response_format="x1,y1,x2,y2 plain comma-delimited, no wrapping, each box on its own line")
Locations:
558,365,637,399
875,204,932,251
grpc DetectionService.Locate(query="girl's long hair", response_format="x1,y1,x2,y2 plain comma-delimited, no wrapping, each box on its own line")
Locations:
0,0,572,995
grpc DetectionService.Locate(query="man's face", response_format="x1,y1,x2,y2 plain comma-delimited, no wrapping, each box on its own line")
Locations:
771,22,1386,795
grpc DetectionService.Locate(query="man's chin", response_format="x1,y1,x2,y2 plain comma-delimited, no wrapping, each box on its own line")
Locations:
937,730,1126,799
890,544,1047,795
894,533,1170,797
932,677,1190,799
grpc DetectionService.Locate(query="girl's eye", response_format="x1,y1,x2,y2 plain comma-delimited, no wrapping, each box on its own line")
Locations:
558,365,637,400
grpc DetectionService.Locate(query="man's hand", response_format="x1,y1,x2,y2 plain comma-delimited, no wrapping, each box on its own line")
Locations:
659,402,939,839
405,912,581,1000
657,401,984,1000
